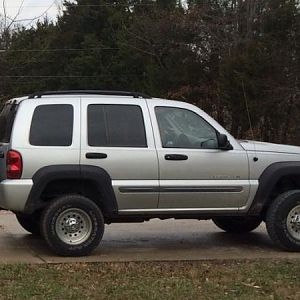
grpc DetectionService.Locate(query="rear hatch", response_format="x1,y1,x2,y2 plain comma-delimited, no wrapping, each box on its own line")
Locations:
0,101,19,181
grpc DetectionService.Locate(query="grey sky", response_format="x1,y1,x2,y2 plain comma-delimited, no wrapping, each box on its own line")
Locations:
1,0,188,27
0,0,60,25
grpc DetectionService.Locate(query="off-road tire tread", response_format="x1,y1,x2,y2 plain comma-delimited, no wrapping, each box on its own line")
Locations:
266,190,300,252
40,194,104,257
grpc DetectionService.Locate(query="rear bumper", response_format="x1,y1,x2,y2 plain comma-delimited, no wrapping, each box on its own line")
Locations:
0,179,33,212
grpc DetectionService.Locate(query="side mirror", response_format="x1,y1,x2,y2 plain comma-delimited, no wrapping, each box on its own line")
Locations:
218,133,233,150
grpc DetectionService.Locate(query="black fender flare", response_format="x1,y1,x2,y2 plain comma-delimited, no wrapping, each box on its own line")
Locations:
24,165,118,216
248,161,300,215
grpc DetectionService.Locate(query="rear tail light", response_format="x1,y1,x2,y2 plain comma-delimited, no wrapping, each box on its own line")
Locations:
6,150,23,179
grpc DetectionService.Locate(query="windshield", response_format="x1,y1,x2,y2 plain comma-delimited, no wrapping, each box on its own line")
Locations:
0,102,18,143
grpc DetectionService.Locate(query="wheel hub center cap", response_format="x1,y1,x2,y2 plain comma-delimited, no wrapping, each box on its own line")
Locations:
291,214,300,228
64,218,80,233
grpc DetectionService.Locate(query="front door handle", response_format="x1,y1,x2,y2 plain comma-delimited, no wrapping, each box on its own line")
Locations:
165,154,188,161
86,152,107,159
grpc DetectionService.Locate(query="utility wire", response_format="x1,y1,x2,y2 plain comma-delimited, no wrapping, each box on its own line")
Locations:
0,75,133,78
3,3,158,8
0,47,119,53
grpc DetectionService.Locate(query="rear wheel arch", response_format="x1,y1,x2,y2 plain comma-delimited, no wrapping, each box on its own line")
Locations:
24,165,118,218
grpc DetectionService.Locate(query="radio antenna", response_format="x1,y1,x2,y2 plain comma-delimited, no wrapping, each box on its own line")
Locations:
242,80,258,161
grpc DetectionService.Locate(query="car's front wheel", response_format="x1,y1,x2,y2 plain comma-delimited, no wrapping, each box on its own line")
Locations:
266,190,300,251
212,216,262,233
40,194,104,256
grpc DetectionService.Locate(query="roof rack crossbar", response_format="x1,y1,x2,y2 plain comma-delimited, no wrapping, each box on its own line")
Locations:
28,90,151,99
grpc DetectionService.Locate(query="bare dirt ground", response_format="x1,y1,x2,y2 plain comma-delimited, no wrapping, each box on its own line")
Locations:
0,211,300,263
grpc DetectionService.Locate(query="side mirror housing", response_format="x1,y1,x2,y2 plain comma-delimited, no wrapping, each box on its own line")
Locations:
218,133,233,150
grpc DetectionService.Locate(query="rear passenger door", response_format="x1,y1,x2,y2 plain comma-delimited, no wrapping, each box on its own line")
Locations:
80,97,159,210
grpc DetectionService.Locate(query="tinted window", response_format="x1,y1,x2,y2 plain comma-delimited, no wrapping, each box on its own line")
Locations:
88,105,147,147
30,104,73,146
0,103,18,143
155,107,218,149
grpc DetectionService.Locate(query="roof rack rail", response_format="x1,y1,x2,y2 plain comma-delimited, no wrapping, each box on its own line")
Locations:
28,90,152,99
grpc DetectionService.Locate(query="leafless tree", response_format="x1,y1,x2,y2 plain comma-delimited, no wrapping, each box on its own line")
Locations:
0,0,60,49
1,0,26,49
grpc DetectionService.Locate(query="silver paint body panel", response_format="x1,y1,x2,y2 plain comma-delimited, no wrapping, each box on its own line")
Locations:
0,179,33,211
1,94,300,215
11,97,81,178
80,97,159,210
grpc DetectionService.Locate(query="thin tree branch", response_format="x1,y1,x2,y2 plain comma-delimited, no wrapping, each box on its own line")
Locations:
2,0,7,29
15,0,56,27
6,0,25,30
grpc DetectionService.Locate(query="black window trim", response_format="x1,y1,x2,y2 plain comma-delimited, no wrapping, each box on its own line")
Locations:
87,103,148,148
155,106,220,150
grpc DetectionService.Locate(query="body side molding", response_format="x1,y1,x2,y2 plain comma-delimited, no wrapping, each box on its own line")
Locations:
119,186,243,193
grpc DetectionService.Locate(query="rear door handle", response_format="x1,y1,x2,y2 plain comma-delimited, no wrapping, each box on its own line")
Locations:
165,154,188,161
86,152,107,159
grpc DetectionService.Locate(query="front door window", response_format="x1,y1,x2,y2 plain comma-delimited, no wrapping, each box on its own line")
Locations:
155,106,218,149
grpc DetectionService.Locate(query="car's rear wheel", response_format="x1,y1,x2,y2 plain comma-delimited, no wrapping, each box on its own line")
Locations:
266,190,300,251
212,216,262,233
15,213,41,235
40,194,104,256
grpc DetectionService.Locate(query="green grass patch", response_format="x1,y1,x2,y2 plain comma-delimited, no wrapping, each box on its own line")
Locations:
0,260,299,299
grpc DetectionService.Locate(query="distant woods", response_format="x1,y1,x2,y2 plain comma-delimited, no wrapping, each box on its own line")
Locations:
0,0,300,144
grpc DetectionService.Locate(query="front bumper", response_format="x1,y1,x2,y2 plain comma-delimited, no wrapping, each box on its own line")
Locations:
0,179,33,212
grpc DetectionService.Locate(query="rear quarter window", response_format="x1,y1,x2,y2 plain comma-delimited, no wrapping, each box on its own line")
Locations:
29,104,73,146
0,102,18,143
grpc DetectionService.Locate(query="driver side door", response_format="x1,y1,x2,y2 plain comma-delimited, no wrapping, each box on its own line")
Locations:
147,101,250,211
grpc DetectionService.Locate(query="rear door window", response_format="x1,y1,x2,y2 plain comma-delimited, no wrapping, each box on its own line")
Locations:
88,104,147,147
0,102,18,143
30,104,73,146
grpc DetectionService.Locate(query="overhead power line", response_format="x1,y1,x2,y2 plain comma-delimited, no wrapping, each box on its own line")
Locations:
3,3,157,8
0,76,100,78
0,75,129,78
0,47,119,53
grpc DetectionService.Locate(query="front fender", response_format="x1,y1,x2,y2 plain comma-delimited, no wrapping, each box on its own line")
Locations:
248,161,300,215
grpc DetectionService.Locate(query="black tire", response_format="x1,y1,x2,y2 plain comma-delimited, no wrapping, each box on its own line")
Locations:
212,216,262,233
15,213,41,235
266,190,300,251
40,194,104,257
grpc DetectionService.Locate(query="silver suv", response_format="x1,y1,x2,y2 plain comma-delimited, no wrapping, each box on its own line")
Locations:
1,90,300,256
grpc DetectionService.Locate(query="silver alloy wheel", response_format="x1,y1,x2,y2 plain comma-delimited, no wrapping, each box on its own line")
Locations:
55,208,92,245
286,204,300,240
